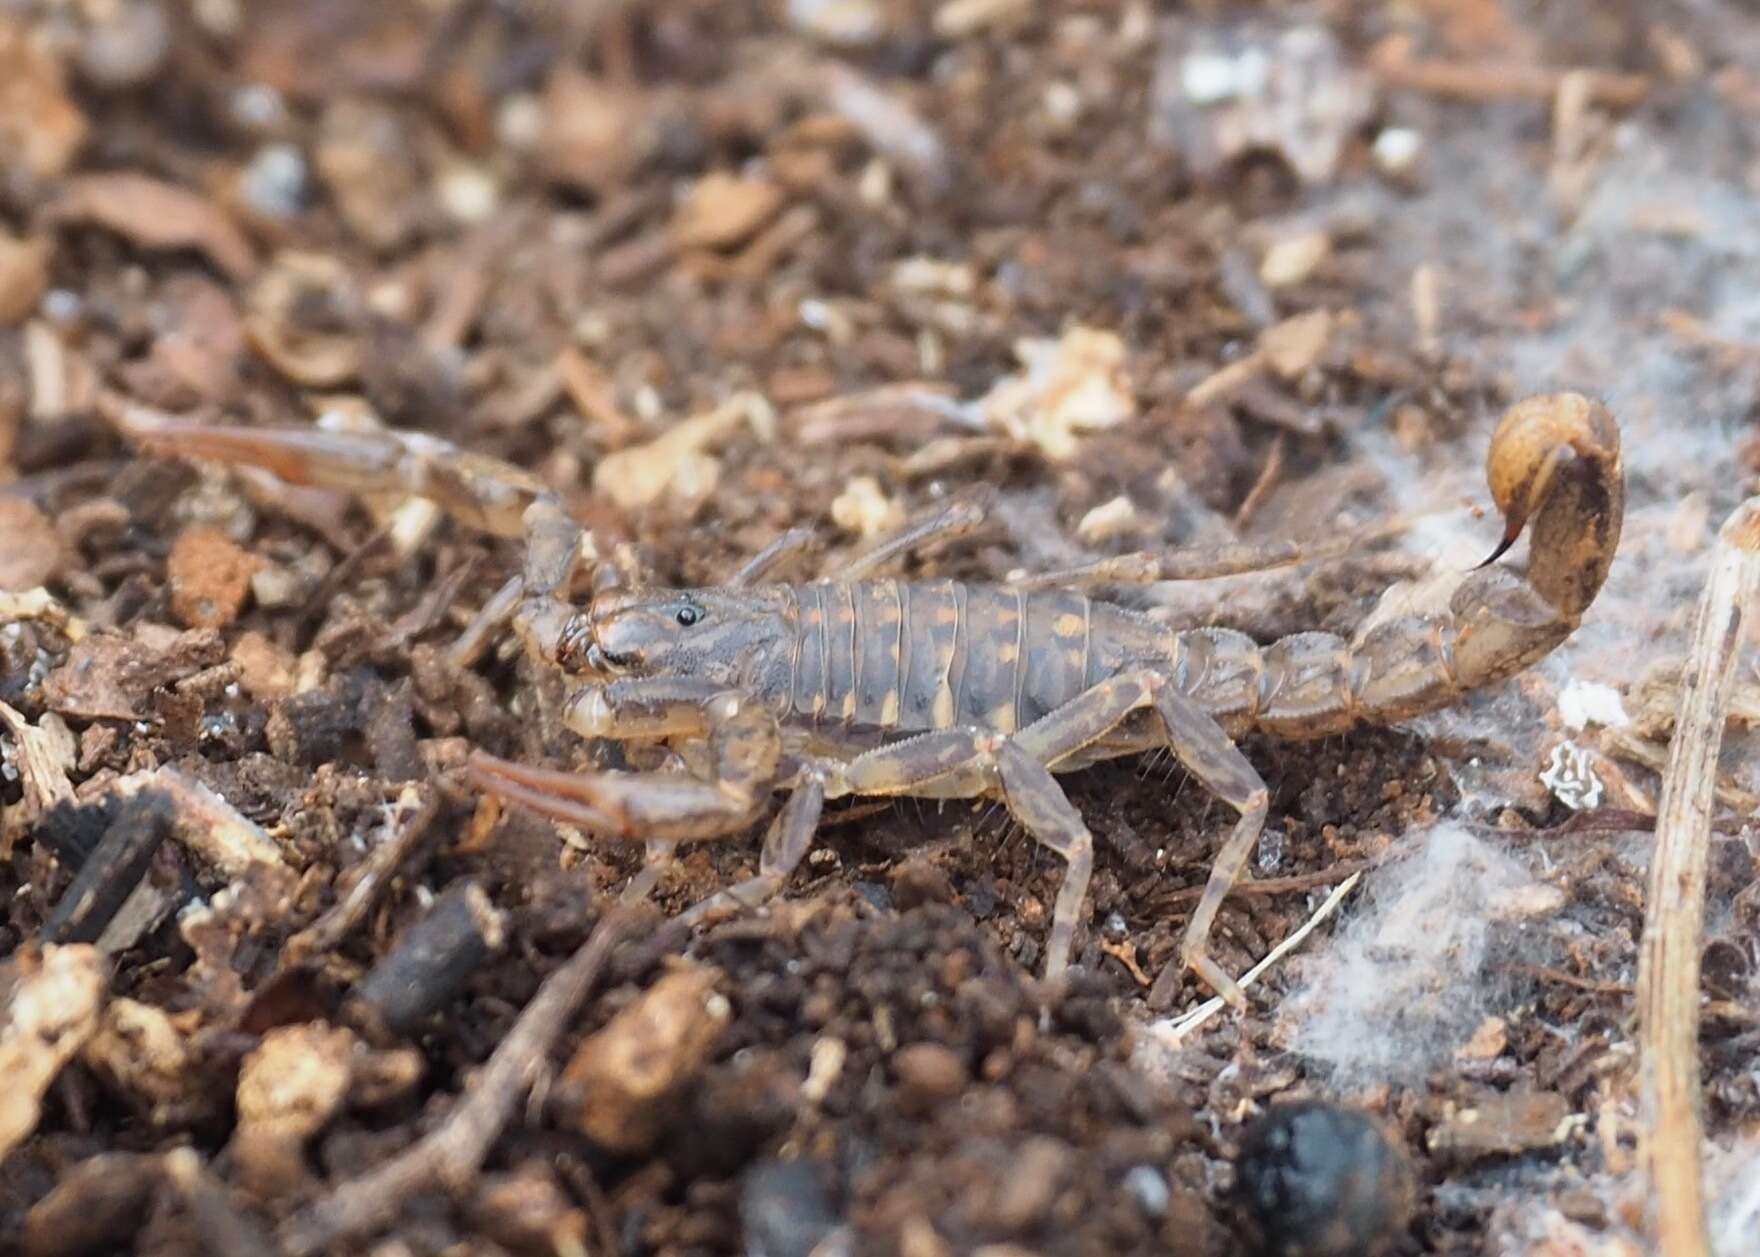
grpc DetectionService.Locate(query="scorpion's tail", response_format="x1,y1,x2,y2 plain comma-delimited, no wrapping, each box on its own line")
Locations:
1347,393,1624,724
1479,392,1625,620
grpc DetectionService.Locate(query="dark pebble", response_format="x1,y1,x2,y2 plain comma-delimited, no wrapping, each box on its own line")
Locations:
740,1159,848,1257
1233,1100,1414,1257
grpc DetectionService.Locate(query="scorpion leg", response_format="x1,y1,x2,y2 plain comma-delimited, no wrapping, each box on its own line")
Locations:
1006,671,1268,1010
830,493,989,580
101,396,589,670
1141,684,1268,1011
1011,520,1410,592
679,774,828,924
729,528,817,587
101,396,552,539
836,730,1095,983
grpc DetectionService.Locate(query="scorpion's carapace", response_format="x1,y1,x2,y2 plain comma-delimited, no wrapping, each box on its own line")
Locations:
108,391,1624,1011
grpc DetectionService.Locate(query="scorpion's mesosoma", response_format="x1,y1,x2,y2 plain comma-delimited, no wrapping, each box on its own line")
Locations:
109,392,1625,1008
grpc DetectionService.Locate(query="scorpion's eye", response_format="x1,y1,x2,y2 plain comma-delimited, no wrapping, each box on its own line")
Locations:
674,604,703,627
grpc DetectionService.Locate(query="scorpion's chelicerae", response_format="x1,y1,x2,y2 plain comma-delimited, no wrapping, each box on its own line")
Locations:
108,392,1625,1008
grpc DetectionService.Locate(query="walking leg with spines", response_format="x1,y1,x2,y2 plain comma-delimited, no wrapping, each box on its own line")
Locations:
833,728,1095,980
1010,519,1410,592
679,775,827,924
1007,670,1269,1007
829,494,989,580
728,528,817,587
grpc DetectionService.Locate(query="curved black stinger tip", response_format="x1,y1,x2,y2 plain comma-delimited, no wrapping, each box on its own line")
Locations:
1474,520,1524,570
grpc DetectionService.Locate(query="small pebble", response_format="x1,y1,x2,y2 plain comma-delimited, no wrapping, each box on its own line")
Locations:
892,1042,967,1116
1075,495,1137,543
1233,1101,1413,1257
741,1160,848,1257
239,144,308,221
41,289,82,326
249,563,307,610
230,631,295,701
1372,128,1424,180
1122,1164,1170,1217
436,163,500,224
1259,230,1331,289
787,0,889,47
77,1,172,90
230,83,289,134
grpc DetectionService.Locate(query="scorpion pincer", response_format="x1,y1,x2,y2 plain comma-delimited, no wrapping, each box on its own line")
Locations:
105,392,1624,1009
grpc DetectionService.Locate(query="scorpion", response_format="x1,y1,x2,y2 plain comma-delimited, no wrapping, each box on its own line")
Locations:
105,392,1624,1009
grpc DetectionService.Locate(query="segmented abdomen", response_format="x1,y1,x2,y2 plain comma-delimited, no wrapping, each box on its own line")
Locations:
783,581,1172,737
780,581,1475,745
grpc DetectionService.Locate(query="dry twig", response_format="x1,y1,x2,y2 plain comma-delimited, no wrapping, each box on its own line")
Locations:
1147,870,1363,1044
280,910,632,1256
1635,497,1760,1257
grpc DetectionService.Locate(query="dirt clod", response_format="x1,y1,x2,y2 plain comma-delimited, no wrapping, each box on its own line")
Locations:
558,963,730,1154
893,1042,970,1116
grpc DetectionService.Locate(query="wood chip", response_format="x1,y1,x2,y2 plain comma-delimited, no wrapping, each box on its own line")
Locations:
671,172,787,252
0,230,51,326
168,525,260,628
0,495,64,590
1426,1088,1576,1160
1259,309,1334,379
537,70,659,193
45,173,257,280
0,700,75,850
81,996,200,1125
108,764,288,877
830,475,904,539
592,394,763,510
42,627,226,721
237,1023,358,1141
0,19,88,180
0,943,108,1161
979,325,1136,461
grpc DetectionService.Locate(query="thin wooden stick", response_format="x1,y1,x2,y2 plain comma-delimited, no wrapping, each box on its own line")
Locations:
1150,870,1364,1047
279,910,632,1256
1636,497,1760,1257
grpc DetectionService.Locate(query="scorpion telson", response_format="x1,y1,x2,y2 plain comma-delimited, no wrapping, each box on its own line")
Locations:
105,391,1625,1010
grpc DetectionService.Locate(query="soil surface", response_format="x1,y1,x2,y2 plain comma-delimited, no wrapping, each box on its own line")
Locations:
3,3,1759,1256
